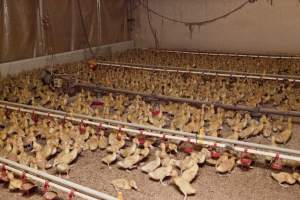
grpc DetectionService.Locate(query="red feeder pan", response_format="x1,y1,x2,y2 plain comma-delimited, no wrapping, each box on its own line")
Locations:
271,162,283,170
184,146,193,154
211,150,221,159
152,110,160,116
240,157,252,167
90,100,104,108
138,138,145,145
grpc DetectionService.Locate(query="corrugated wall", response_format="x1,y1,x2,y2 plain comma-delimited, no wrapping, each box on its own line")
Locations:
0,0,129,63
134,0,300,55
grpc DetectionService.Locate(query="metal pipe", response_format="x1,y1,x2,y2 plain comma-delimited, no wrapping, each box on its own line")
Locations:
150,48,300,60
96,61,300,82
73,81,300,118
1,101,300,162
0,162,98,200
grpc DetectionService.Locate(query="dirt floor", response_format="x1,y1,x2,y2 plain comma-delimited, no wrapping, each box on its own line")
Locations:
0,127,300,200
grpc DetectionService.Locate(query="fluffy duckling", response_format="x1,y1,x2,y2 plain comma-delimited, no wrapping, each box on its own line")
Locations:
87,135,99,151
139,140,151,160
181,164,198,183
274,118,292,144
149,164,177,185
117,150,141,169
271,172,296,186
101,152,117,168
156,142,168,159
215,153,236,174
173,176,196,200
167,142,178,154
7,172,22,191
56,163,71,177
107,132,126,153
43,191,58,200
120,138,139,158
238,120,256,139
176,156,198,174
190,151,206,164
292,172,300,183
53,146,80,166
111,178,138,191
98,130,108,150
141,153,161,173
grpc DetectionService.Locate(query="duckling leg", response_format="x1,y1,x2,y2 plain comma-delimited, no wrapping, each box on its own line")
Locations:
160,179,167,186
279,183,289,188
183,193,187,200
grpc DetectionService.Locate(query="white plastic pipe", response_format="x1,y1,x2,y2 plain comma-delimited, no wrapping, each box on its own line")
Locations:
1,102,300,163
2,100,300,157
0,163,98,200
0,156,117,200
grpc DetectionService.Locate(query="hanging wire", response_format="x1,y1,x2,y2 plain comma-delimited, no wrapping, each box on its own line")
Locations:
146,0,159,48
138,0,254,26
75,0,96,59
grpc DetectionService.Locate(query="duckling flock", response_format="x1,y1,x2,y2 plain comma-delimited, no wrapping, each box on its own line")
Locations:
0,49,300,200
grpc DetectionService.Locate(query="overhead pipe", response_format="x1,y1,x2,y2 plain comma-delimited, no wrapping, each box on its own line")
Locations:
96,61,300,82
150,48,300,60
0,162,98,200
1,101,300,163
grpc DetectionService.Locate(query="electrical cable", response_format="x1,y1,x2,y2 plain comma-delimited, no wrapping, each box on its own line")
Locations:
138,0,253,26
146,0,159,48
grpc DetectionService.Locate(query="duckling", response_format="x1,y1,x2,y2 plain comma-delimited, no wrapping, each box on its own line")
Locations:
7,172,23,191
274,118,292,144
56,163,71,177
117,150,141,169
149,165,177,185
107,132,126,153
238,120,256,139
190,151,206,164
226,130,239,140
215,153,236,174
292,172,300,183
271,172,296,186
232,114,250,132
262,115,272,137
101,152,117,168
120,138,138,158
173,176,196,200
167,142,178,154
43,191,58,200
176,156,198,174
156,142,168,159
181,164,198,183
141,153,161,173
87,135,99,151
252,118,264,136
53,146,80,166
111,178,138,191
272,117,284,132
98,130,108,149
21,181,36,194
139,141,151,160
